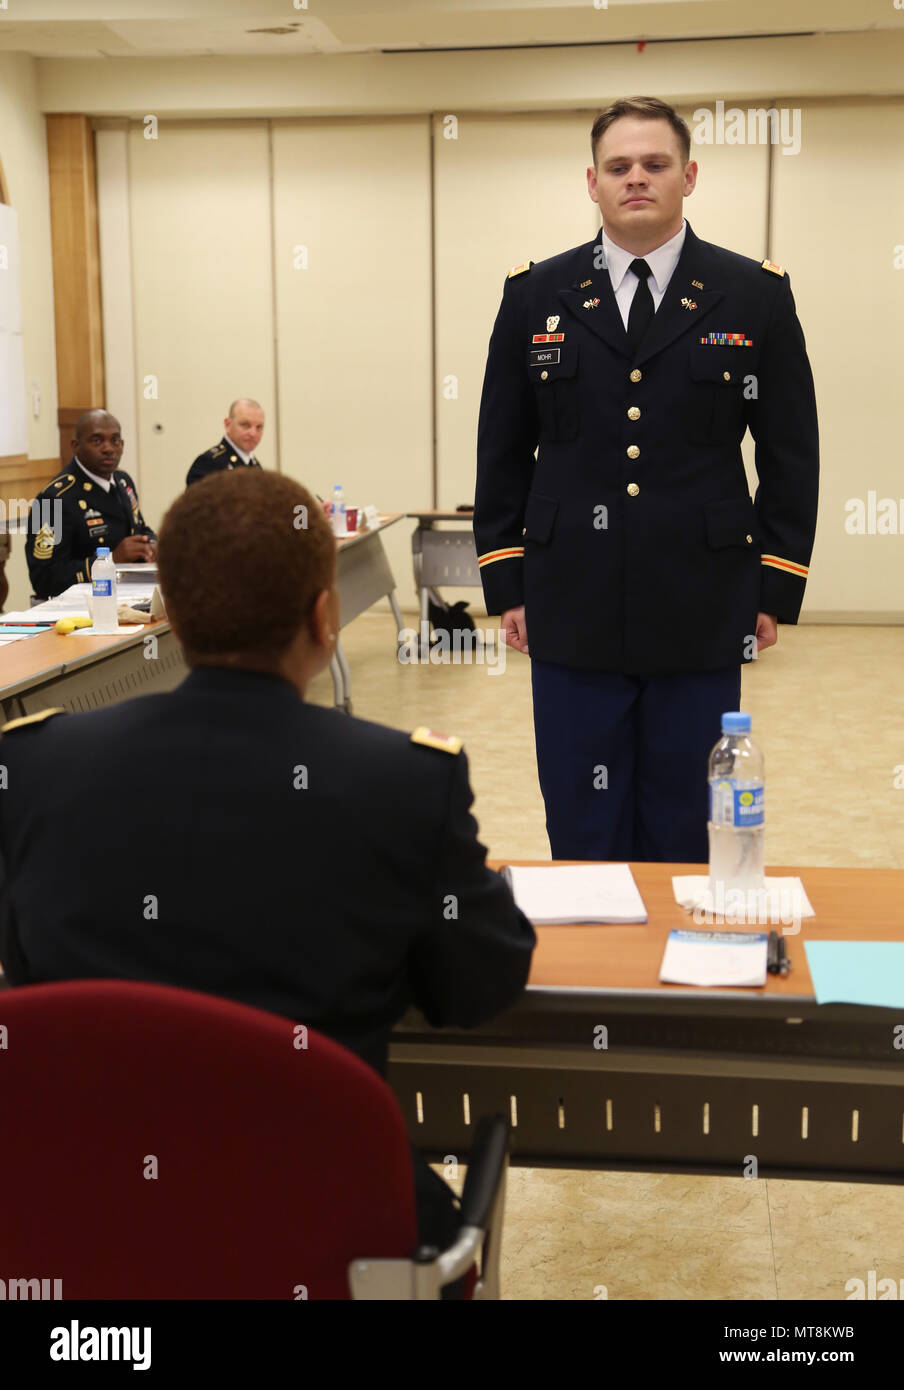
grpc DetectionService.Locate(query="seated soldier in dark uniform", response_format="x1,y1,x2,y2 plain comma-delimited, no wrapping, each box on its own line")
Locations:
26,409,156,600
0,469,535,1258
186,398,265,486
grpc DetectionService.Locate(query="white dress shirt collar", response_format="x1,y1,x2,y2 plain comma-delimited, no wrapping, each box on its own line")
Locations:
74,457,113,493
601,219,687,296
223,435,253,465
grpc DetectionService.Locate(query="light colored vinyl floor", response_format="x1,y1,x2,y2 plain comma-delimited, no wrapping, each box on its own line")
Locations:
308,613,904,1301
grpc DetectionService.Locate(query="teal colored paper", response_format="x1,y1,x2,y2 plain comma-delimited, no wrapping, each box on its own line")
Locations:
804,941,904,1008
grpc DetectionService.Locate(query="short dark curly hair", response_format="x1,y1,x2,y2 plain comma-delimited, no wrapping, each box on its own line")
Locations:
157,470,336,663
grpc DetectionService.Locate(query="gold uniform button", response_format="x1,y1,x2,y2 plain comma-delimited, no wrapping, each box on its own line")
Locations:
746,534,753,544
626,445,640,460
723,371,731,382
629,368,642,383
627,406,641,421
522,527,527,536
627,483,640,497
540,370,548,381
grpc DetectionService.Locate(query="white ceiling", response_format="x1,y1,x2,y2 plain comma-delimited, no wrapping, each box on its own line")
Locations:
0,0,898,59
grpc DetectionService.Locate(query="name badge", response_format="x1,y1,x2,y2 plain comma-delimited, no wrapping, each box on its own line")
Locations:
530,348,561,367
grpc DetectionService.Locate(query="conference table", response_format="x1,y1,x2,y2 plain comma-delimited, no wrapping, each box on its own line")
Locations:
0,514,405,720
388,861,904,1186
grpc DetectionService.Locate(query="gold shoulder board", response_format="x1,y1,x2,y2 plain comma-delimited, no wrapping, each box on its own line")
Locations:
508,261,533,279
2,707,67,735
761,259,785,277
410,726,462,755
50,473,76,495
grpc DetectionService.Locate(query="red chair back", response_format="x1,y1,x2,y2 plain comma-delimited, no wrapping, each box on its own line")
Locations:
0,981,418,1298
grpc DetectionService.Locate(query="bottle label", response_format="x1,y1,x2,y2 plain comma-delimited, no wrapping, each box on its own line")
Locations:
709,780,764,827
92,579,113,597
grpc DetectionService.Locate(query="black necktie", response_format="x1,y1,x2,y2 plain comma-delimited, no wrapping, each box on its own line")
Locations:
625,258,655,357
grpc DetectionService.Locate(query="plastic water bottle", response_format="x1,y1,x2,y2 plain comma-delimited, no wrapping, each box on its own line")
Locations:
91,547,118,634
331,484,347,538
707,711,765,898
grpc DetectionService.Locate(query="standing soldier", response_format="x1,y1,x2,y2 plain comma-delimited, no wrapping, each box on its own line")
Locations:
474,96,818,862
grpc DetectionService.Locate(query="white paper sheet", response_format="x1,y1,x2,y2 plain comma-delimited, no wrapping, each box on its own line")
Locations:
672,875,814,924
659,928,769,987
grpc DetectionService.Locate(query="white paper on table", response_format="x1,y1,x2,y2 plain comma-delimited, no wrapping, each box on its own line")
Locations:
70,625,145,636
672,874,815,923
504,863,647,924
659,928,769,987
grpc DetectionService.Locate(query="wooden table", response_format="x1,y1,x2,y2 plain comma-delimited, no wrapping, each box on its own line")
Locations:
0,620,184,722
0,515,406,719
388,861,904,1184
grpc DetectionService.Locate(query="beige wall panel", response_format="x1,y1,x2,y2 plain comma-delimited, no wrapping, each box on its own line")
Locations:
0,54,59,463
271,117,432,611
128,121,275,530
434,107,768,602
771,99,904,617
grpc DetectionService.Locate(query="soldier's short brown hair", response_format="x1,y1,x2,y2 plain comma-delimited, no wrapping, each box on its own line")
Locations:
590,97,691,169
158,470,335,663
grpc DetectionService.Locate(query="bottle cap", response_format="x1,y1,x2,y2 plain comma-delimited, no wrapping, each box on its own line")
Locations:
721,711,751,734
95,547,111,557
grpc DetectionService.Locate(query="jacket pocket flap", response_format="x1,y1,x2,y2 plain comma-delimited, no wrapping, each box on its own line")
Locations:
705,498,758,549
524,491,559,544
689,349,745,385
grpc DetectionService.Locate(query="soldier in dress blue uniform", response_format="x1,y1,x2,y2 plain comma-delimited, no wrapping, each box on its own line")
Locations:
474,97,819,862
0,469,535,1259
26,409,156,600
186,398,265,486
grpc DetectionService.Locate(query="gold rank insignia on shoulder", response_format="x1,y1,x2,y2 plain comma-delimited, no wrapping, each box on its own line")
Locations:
410,726,463,755
508,261,533,279
32,524,55,560
1,707,67,735
51,473,75,495
211,444,226,457
761,259,785,277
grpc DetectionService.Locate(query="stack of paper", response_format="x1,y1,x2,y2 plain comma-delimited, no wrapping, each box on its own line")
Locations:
503,863,647,924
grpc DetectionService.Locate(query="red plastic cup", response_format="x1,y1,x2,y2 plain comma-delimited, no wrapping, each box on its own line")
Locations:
345,507,358,533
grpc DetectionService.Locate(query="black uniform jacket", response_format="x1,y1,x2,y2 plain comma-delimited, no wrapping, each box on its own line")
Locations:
474,220,819,674
26,460,155,600
186,438,263,487
0,669,535,1078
